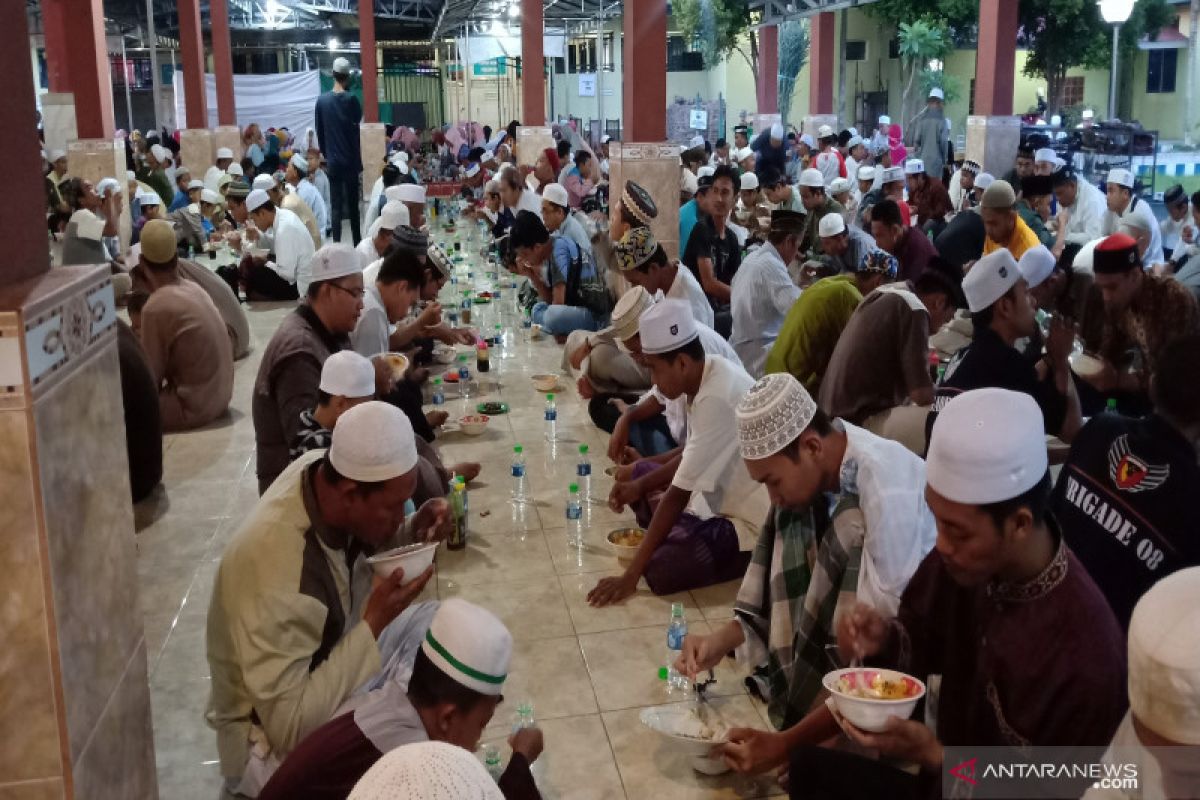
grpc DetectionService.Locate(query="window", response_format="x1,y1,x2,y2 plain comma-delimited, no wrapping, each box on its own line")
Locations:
968,78,975,115
1061,76,1085,106
1146,49,1178,94
888,38,900,59
601,33,615,72
568,38,597,73
667,35,704,71
845,40,867,62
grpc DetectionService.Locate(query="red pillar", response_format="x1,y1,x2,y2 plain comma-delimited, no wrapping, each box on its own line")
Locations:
178,0,209,128
622,0,666,140
41,0,71,93
1,0,50,280
210,0,237,125
521,0,545,125
974,0,1018,116
809,11,835,115
757,24,779,114
359,0,380,123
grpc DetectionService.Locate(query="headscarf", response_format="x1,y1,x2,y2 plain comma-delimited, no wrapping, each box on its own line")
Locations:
888,123,906,167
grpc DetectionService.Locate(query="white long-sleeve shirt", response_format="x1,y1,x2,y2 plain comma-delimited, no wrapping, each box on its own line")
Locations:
1103,193,1164,266
1061,178,1107,245
292,179,329,242
729,242,801,377
269,207,317,293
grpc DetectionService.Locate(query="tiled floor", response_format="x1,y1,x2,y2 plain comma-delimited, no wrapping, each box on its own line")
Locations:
136,281,782,799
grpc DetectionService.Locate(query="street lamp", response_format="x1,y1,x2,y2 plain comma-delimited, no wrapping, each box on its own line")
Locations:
1098,0,1135,120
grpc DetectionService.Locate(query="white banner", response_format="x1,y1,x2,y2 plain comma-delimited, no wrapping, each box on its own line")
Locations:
173,70,321,138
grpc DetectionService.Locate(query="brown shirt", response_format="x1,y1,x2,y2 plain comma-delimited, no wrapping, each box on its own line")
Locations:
1097,274,1200,382
818,285,932,423
141,280,234,431
910,178,952,226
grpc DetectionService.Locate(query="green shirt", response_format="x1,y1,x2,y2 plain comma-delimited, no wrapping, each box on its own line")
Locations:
798,197,847,260
1016,200,1056,248
765,273,862,394
138,166,174,206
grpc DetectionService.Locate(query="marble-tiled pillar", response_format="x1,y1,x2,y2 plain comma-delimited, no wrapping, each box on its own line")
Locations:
40,93,78,160
67,138,132,255
803,114,839,136
360,123,387,203
212,125,244,162
966,115,1021,179
516,126,554,170
0,265,157,799
179,128,215,177
608,143,681,259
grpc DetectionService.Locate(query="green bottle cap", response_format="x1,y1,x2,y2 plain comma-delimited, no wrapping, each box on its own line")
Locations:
569,482,579,493
514,444,523,453
458,354,467,362
1106,398,1118,409
658,666,669,681
433,377,441,385
579,444,589,454
546,393,555,401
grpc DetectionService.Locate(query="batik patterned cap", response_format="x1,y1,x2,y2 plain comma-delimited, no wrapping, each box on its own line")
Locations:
621,180,657,227
390,225,428,254
613,226,658,272
736,373,818,460
858,249,898,278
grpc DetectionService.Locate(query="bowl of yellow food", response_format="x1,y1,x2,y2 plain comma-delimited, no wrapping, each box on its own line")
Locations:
380,352,410,382
366,541,439,582
606,527,645,561
531,374,559,392
822,668,925,733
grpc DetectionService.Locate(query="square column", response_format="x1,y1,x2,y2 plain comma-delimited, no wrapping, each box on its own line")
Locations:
178,0,209,128
213,126,244,163
179,128,216,178
43,0,113,139
608,144,681,258
41,93,79,171
359,0,380,123
757,25,779,115
809,11,835,117
974,0,1018,117
361,122,387,202
67,139,133,255
622,0,666,141
210,0,237,126
517,125,555,169
521,0,546,125
966,115,1021,179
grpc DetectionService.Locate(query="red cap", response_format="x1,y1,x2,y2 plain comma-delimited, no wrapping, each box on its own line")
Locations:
1093,233,1141,274
543,147,561,173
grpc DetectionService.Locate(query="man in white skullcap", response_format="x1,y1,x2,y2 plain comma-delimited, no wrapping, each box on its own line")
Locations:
729,210,805,377
539,182,592,256
870,115,891,154
734,171,771,242
843,135,867,190
252,243,364,491
1082,568,1200,799
394,183,427,229
209,401,448,797
289,350,377,459
1101,168,1164,266
351,243,440,358
315,55,365,244
814,210,877,275
349,741,504,800
791,388,1125,798
588,299,769,606
138,142,175,205
812,125,845,187
750,121,788,177
678,372,934,751
795,168,847,261
240,188,317,300
286,152,330,243
357,201,410,269
908,87,948,182
263,599,545,800
256,170,323,250
931,247,1082,441
905,158,953,237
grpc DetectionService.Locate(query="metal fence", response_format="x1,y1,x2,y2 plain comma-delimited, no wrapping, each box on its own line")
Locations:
379,65,445,130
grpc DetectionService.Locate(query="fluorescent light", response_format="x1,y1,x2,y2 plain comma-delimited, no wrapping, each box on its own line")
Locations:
328,37,339,49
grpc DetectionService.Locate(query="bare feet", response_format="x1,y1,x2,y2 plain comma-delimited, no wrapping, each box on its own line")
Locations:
449,462,482,482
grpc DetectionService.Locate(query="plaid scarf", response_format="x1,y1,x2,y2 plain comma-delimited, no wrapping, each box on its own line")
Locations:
734,495,865,730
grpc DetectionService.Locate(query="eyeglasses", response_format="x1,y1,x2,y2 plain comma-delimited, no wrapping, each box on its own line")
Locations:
330,283,366,300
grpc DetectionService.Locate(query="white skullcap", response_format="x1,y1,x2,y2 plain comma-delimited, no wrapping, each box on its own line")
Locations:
319,351,377,398
639,298,698,355
857,165,877,182
289,152,309,174
49,148,66,162
484,179,500,195
252,174,276,191
740,172,760,191
1107,168,1135,189
150,144,170,163
227,162,244,177
332,56,353,75
1072,238,1101,275
610,286,654,342
882,166,905,184
136,190,161,206
928,87,945,100
383,185,406,204
1128,567,1200,744
126,169,137,182
818,212,846,238
200,188,223,205
1034,147,1057,164
878,115,891,125
348,740,503,800
689,134,705,148
830,177,852,195
975,172,995,191
1082,108,1095,119
736,373,819,460
420,598,513,696
378,200,410,232
736,147,755,162
1050,114,1062,127
905,158,926,175
1018,244,1056,289
395,184,426,204
798,168,826,188
927,388,1048,505
96,177,122,197
680,169,699,195
697,165,716,179
390,150,411,165
216,147,234,160
800,134,815,148
542,182,569,208
602,134,612,144
310,242,363,284
963,248,1021,312
817,124,834,138
329,401,418,483
246,189,272,212
847,135,864,149
770,122,784,140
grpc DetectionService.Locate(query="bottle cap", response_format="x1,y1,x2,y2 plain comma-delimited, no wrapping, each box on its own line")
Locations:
569,482,579,493
458,354,467,362
658,666,669,680
546,393,555,401
514,444,523,453
433,377,442,385
670,601,685,615
579,444,589,454
1106,398,1117,409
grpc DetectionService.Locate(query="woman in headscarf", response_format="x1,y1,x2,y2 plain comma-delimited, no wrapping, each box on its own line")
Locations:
888,122,907,168
243,124,266,167
261,131,281,175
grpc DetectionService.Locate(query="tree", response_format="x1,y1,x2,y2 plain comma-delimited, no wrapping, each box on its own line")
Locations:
777,20,808,125
896,19,952,126
673,0,760,99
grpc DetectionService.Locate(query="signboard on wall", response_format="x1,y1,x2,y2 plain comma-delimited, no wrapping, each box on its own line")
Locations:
578,73,597,97
474,59,506,76
689,109,708,130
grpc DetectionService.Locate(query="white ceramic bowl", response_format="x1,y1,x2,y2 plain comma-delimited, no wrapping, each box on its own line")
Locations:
531,374,559,392
366,541,439,582
380,352,410,381
1069,351,1104,378
822,668,925,733
606,528,645,562
459,414,489,435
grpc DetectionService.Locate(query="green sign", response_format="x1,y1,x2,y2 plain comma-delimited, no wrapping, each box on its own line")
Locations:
473,59,505,76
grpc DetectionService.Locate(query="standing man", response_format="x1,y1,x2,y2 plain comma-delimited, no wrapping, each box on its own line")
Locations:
908,87,947,182
315,56,364,244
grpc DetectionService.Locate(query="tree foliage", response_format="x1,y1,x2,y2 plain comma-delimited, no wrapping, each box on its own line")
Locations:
897,19,953,125
778,19,809,125
673,0,760,97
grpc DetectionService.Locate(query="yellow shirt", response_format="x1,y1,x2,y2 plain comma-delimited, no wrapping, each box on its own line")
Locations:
983,214,1040,260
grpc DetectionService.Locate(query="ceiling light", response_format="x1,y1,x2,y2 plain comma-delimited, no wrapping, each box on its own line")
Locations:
508,3,520,17
328,37,339,49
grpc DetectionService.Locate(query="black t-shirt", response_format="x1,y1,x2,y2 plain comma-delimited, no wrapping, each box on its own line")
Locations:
933,210,985,269
931,326,1068,431
1053,413,1200,629
682,214,742,306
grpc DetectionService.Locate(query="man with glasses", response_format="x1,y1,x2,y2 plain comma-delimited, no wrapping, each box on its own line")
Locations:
253,244,365,493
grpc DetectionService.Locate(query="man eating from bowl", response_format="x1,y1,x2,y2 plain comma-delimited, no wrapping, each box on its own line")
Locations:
677,373,935,737
259,599,546,800
727,388,1125,797
207,402,450,797
587,300,767,605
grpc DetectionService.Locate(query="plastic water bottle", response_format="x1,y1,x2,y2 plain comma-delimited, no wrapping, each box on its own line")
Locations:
511,445,527,504
521,309,533,340
447,479,468,550
431,377,444,406
544,393,557,441
666,602,688,691
576,444,592,503
483,744,503,781
512,701,535,732
1104,398,1119,415
457,355,472,399
565,483,583,547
